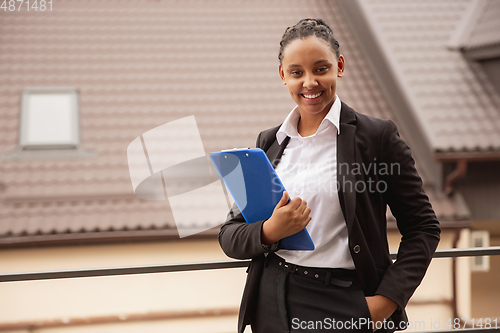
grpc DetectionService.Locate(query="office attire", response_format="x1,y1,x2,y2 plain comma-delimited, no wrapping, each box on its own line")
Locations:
218,100,440,333
274,95,354,269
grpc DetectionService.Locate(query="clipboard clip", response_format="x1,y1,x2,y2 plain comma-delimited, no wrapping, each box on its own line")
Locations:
220,148,251,152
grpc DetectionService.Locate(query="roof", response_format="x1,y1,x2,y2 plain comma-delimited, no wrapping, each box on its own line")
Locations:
0,0,469,245
448,0,500,54
344,0,500,154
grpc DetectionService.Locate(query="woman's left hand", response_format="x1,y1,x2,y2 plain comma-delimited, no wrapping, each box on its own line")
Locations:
365,295,398,332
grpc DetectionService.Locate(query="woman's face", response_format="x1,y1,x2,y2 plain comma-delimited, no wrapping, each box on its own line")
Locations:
279,36,344,117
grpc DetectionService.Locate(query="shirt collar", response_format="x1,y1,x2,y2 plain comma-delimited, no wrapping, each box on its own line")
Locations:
276,95,341,145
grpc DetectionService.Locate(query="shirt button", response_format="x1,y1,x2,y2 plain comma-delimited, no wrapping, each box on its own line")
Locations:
295,190,301,195
353,245,361,254
301,164,307,170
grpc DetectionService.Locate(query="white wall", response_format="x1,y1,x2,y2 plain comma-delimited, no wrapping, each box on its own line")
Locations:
0,239,246,333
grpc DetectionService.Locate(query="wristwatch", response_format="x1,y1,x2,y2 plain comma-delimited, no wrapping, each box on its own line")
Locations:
261,239,281,252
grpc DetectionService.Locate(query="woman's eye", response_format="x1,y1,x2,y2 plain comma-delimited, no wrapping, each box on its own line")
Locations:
317,67,328,73
291,71,302,76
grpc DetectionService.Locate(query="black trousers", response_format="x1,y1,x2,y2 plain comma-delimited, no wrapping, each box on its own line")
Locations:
251,253,383,333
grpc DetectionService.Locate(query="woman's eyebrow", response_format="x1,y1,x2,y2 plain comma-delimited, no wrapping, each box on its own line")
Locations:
288,60,330,69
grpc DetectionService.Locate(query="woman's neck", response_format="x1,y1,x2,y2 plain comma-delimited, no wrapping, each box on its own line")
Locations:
297,98,336,137
297,114,324,137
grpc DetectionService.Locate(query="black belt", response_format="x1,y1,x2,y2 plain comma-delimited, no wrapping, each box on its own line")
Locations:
267,253,356,288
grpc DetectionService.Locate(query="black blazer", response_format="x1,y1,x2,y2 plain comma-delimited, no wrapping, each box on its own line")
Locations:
219,102,441,333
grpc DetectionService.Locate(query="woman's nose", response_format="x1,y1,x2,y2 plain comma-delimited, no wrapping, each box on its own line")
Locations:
303,74,318,89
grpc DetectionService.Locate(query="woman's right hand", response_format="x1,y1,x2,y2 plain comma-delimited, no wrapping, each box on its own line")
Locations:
261,191,312,245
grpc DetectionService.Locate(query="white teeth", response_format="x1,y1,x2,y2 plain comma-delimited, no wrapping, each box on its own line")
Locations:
303,92,322,99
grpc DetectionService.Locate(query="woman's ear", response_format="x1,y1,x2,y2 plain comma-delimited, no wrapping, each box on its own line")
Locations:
279,65,287,85
337,55,345,77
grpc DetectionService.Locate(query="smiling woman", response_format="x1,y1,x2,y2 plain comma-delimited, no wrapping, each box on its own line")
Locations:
218,18,440,333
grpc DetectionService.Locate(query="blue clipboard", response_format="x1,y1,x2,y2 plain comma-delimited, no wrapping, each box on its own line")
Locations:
209,148,314,251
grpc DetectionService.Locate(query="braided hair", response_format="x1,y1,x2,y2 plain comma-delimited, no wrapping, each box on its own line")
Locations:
278,18,340,64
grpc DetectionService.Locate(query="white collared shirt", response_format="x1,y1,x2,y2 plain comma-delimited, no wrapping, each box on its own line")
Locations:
274,96,355,269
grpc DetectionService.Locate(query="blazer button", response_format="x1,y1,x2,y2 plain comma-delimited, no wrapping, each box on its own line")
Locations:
353,245,361,254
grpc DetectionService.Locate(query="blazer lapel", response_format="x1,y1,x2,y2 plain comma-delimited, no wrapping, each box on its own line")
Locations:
337,102,357,231
265,136,290,168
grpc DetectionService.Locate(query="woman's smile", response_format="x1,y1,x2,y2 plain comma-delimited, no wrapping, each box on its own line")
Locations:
301,91,323,104
302,91,323,100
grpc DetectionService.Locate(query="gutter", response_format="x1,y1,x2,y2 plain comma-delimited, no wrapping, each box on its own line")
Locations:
444,159,468,196
435,151,500,195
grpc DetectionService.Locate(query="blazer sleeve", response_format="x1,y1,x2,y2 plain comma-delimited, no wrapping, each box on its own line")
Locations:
218,131,282,260
375,120,441,309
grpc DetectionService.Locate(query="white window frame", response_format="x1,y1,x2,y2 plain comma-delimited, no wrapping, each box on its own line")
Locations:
19,88,80,150
471,230,490,272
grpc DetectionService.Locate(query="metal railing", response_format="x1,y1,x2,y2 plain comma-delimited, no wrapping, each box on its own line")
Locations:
1,246,499,282
1,246,499,333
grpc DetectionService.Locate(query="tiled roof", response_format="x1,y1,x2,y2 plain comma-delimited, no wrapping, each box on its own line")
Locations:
358,0,500,153
0,0,467,241
458,0,500,51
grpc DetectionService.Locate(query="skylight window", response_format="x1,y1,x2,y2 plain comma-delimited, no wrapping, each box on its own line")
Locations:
20,88,80,149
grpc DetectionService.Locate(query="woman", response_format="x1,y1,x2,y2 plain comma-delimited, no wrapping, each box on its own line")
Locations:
219,18,440,333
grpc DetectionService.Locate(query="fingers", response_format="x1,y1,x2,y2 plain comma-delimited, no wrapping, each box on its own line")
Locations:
275,194,311,226
299,198,308,211
267,194,312,240
286,197,309,215
302,206,312,219
281,191,289,204
300,205,312,227
275,191,290,209
290,198,311,225
288,197,305,209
